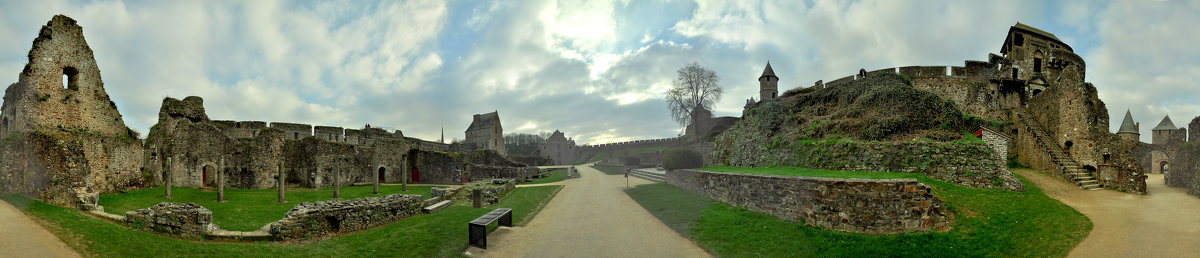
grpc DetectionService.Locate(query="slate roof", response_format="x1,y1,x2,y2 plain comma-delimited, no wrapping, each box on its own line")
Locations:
1153,115,1178,131
467,111,499,131
1117,110,1139,134
760,61,777,79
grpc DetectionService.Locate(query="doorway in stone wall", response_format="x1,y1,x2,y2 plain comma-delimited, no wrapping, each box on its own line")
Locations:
202,165,215,187
378,167,386,183
411,167,420,182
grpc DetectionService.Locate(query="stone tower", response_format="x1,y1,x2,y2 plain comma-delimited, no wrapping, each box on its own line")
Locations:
1151,115,1184,145
759,61,778,101
1116,110,1140,142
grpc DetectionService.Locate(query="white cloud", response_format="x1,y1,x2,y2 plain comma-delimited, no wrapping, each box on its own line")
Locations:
1086,0,1200,141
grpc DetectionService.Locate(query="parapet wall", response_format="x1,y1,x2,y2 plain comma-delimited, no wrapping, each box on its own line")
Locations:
269,193,424,240
666,169,950,234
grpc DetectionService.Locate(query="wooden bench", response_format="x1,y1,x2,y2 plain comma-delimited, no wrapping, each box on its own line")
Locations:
468,208,513,249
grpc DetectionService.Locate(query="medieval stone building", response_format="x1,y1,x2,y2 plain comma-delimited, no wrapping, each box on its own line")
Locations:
464,111,506,156
759,61,779,101
748,22,1146,193
538,130,577,165
0,15,144,209
0,15,538,209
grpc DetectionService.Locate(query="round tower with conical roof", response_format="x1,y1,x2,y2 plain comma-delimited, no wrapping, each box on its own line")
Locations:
759,61,778,101
1116,110,1140,142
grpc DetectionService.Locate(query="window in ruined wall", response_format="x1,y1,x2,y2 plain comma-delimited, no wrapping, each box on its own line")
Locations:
62,66,79,90
1015,33,1024,46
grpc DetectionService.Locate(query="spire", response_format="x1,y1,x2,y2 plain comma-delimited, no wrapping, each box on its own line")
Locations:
1117,110,1138,134
1153,115,1178,131
760,61,777,80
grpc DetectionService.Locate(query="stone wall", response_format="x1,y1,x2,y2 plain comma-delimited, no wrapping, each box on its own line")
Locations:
467,165,538,181
666,169,950,234
269,193,423,240
456,179,517,206
0,15,146,209
712,140,1022,191
124,202,214,237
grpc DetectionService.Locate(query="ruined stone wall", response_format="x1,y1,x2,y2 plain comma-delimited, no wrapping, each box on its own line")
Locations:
467,165,538,181
0,16,145,208
711,140,1023,191
313,126,343,142
124,202,213,237
269,193,423,240
455,179,517,206
666,169,950,234
411,149,467,184
911,77,1010,121
283,137,374,188
271,122,312,141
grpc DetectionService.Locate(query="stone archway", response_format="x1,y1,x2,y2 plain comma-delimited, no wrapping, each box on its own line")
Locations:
377,166,386,183
1149,150,1170,174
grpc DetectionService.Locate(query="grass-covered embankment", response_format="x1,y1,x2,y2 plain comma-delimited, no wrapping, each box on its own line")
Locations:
3,185,563,257
100,185,433,231
626,166,1090,257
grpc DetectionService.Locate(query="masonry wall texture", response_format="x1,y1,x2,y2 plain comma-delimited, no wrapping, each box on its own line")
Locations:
712,139,1023,191
0,15,144,208
124,202,214,237
268,193,423,240
666,169,950,234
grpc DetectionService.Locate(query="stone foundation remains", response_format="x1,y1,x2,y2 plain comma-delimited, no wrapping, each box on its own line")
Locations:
269,193,423,240
666,169,950,234
124,202,215,237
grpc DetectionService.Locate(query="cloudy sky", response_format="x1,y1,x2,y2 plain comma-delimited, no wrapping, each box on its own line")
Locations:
1,0,1196,144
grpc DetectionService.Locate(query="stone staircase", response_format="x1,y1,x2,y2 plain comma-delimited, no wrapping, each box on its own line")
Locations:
1015,111,1101,190
628,168,666,183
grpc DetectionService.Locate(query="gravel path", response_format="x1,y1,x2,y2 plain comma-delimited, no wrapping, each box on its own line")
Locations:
0,200,81,258
468,165,712,257
1013,168,1200,257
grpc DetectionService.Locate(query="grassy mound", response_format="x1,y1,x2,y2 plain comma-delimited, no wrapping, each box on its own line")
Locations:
625,167,1090,257
737,73,1003,142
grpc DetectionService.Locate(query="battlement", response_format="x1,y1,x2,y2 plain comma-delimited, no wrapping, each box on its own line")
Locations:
270,122,312,140
314,126,343,142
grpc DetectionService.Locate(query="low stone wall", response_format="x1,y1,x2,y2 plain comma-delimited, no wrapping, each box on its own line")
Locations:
269,193,423,240
456,179,516,206
666,169,950,234
712,140,1022,191
125,202,214,237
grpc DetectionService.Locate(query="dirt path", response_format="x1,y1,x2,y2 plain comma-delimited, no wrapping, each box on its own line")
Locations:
1013,168,1200,257
0,200,81,258
468,165,712,257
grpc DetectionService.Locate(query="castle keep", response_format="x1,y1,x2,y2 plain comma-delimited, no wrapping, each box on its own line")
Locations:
734,22,1146,193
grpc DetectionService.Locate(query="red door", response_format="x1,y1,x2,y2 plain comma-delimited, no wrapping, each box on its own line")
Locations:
411,167,420,182
202,168,208,187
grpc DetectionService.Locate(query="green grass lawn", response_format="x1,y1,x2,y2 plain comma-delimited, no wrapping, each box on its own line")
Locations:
3,185,562,257
626,166,1091,257
523,169,567,184
100,185,435,231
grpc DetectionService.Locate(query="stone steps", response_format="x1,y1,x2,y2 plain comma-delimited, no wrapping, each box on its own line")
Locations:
628,169,666,183
1016,111,1103,191
423,200,452,214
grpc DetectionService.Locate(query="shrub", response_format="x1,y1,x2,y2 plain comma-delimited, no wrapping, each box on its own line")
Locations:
663,148,704,170
621,156,641,166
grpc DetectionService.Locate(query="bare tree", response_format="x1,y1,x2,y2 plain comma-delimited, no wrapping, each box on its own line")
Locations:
665,62,723,130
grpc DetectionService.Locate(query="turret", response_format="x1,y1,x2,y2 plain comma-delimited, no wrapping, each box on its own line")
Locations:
759,62,778,101
1116,110,1140,142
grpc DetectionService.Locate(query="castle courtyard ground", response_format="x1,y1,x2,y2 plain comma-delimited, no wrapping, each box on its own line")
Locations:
467,165,712,257
0,199,80,258
1014,168,1200,257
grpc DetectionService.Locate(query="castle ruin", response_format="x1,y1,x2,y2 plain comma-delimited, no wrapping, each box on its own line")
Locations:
0,15,538,209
